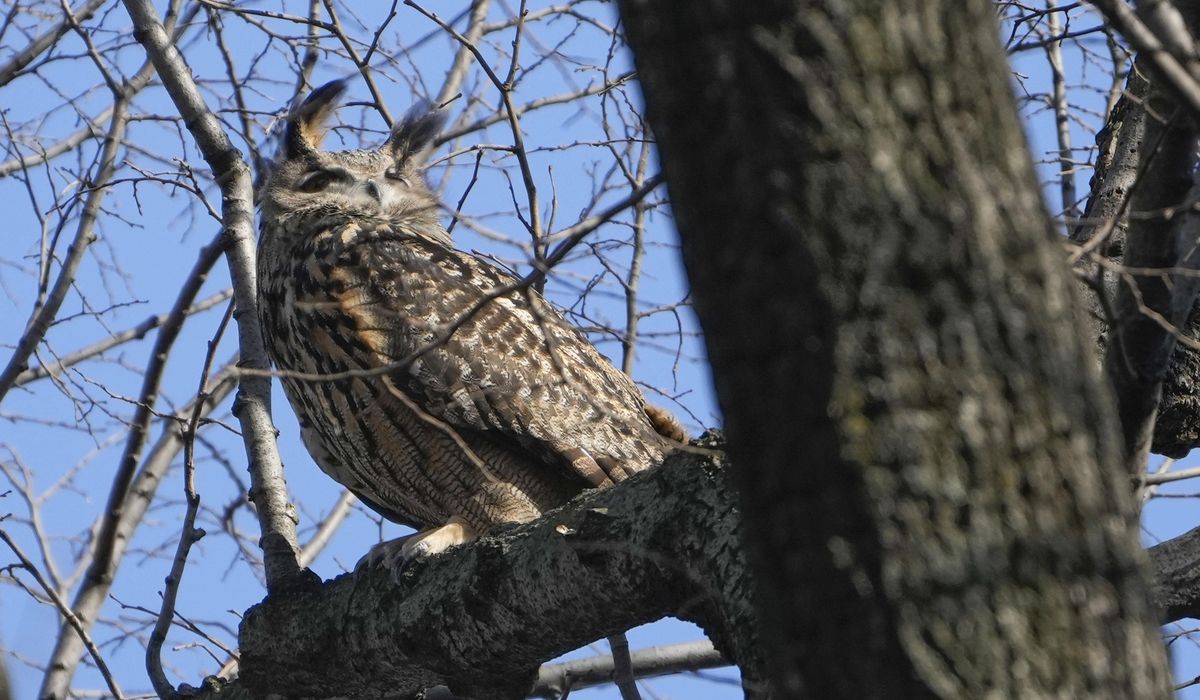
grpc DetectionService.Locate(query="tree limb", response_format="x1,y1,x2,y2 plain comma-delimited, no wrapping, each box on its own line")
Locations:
235,436,765,700
120,0,302,588
0,0,109,87
529,640,729,699
166,429,1200,696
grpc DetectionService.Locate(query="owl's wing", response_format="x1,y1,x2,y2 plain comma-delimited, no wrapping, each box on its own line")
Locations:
314,220,667,488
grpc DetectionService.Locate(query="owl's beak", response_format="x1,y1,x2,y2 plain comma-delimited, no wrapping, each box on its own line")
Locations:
364,179,382,203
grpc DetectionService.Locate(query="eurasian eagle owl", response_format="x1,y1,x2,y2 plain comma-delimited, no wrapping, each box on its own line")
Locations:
257,80,683,565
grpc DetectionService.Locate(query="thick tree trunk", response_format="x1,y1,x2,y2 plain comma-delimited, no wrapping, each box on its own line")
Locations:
618,0,1172,697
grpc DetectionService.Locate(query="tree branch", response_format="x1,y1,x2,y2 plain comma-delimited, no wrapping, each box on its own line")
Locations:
0,98,127,405
529,640,729,699
1089,0,1200,115
1150,526,1200,623
121,0,302,588
166,430,1200,696
1088,5,1200,473
235,436,765,699
0,0,109,87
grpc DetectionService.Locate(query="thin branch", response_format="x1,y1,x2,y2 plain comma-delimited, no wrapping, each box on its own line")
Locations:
0,0,110,87
147,300,234,697
15,289,232,387
621,138,652,375
437,71,636,145
1045,0,1078,219
1088,0,1200,115
298,490,357,569
321,0,395,125
0,99,128,405
39,223,228,698
1142,464,1200,486
530,641,730,699
406,0,546,280
434,0,492,108
122,0,303,590
0,531,124,700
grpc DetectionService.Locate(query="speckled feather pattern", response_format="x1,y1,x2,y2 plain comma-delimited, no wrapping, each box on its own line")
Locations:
258,209,671,534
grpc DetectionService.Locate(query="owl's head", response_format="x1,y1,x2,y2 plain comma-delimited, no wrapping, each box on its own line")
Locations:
261,80,447,229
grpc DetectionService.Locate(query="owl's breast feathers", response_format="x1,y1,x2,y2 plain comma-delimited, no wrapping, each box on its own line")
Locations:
257,217,674,531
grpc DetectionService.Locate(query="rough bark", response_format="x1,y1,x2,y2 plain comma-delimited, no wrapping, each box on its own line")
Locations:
1101,69,1200,473
1150,527,1200,623
181,441,1189,700
235,436,763,699
618,0,1171,698
1073,11,1200,460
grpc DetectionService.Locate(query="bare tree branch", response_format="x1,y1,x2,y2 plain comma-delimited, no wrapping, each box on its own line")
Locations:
1089,0,1200,114
234,436,765,699
0,531,124,700
0,0,109,87
120,0,303,590
147,300,234,697
15,290,232,387
0,101,128,404
529,641,729,699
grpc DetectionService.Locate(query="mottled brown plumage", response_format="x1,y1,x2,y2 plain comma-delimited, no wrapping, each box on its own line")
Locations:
257,81,681,560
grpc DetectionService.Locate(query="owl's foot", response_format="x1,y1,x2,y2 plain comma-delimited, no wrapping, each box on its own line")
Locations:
644,404,687,444
357,517,478,578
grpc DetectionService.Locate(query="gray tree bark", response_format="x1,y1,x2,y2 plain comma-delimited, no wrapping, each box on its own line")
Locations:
617,0,1172,697
1072,58,1200,462
233,437,764,700
170,445,1198,699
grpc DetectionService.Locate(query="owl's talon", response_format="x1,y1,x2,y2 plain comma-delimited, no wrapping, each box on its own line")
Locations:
356,518,478,580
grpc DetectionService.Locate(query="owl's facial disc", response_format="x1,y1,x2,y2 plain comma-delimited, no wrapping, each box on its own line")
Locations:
288,160,411,215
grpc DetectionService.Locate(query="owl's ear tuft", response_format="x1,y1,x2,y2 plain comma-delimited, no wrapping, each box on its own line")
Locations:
385,101,447,166
285,80,348,158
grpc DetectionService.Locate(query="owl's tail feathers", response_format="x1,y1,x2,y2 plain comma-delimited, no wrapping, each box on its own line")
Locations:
559,445,621,488
644,404,688,445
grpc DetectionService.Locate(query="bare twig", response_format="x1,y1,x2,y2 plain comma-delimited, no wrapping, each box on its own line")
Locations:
45,225,226,693
1142,463,1200,486
298,490,358,569
434,0,492,108
0,101,127,405
406,0,546,281
321,0,395,125
15,290,232,387
146,300,234,697
0,0,109,86
1045,0,1078,219
1089,0,1200,114
530,640,729,699
0,531,124,700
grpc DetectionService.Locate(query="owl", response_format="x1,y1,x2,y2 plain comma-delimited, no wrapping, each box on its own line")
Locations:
257,80,684,566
